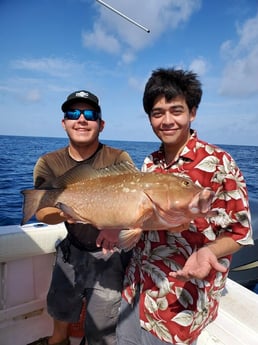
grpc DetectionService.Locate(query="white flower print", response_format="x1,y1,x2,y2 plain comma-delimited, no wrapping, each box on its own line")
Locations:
235,210,250,227
175,286,194,308
211,208,235,228
195,156,220,172
172,310,194,326
204,143,215,155
142,314,173,343
142,260,171,296
214,270,228,288
202,225,216,241
148,245,178,261
167,232,193,257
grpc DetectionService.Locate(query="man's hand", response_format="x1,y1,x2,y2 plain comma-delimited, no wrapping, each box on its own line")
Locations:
169,246,227,281
96,229,121,254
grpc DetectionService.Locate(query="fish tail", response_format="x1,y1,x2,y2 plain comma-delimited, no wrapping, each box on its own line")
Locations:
118,228,143,252
21,189,45,225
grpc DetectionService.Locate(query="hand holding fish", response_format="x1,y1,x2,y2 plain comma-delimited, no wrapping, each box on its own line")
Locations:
96,228,121,254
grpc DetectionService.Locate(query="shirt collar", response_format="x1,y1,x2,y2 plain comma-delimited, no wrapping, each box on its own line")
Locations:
155,129,198,168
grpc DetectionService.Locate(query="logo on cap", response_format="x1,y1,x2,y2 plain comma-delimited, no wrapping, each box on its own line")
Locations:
75,91,89,98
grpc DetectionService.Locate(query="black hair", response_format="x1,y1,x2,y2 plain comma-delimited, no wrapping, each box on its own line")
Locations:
143,68,202,115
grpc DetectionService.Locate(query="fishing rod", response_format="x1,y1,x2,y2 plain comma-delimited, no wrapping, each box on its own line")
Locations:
96,0,150,33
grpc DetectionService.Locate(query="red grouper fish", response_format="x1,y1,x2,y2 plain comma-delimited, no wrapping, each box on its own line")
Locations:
21,162,216,251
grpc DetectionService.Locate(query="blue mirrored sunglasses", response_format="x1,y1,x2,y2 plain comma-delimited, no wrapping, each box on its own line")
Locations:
64,109,101,121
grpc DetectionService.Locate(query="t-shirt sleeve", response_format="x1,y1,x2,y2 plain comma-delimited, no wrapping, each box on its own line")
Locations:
33,156,56,188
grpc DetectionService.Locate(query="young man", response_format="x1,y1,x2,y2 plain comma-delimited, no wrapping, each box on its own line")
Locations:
116,68,253,345
28,90,133,345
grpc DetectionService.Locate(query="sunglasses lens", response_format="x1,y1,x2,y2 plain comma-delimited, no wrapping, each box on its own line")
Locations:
64,109,100,121
64,110,81,120
83,110,99,121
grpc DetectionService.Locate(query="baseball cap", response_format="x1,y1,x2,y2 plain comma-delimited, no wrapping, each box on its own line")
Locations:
61,90,101,113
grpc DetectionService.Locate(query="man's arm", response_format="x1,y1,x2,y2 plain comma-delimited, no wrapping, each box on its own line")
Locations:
34,157,67,224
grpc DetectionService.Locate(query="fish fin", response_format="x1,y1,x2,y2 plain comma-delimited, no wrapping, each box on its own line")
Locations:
21,189,45,225
56,202,91,223
118,228,143,252
35,207,66,225
52,161,139,188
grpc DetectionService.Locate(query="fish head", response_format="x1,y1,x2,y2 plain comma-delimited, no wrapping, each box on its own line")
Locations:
146,173,216,226
166,175,216,218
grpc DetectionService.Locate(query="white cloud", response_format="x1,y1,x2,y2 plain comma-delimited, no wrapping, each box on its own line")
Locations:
11,58,84,77
220,12,258,96
82,24,121,54
189,57,208,76
128,76,145,92
235,13,258,53
86,0,201,58
23,89,41,102
121,51,136,64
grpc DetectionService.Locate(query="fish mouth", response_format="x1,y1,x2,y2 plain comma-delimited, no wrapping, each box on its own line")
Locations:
188,188,216,215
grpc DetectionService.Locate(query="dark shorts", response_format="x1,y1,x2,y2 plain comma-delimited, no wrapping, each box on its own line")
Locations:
47,237,130,345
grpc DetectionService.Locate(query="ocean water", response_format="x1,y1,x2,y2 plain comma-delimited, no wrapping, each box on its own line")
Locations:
0,135,257,292
0,134,257,226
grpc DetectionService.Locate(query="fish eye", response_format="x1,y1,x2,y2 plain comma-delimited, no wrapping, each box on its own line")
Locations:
182,180,190,187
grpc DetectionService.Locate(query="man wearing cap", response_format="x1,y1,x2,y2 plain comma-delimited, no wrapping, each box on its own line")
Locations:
28,90,134,345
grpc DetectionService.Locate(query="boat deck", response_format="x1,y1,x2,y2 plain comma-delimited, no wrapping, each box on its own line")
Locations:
0,223,257,345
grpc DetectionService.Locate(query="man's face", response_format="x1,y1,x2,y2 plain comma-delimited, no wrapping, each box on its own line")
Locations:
149,95,196,148
62,101,104,146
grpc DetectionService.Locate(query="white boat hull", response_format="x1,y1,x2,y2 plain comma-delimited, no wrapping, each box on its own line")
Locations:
0,223,257,345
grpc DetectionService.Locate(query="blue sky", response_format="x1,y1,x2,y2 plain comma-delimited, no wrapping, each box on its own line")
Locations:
1,0,257,146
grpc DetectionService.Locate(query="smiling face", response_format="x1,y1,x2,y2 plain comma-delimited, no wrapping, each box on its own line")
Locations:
149,95,196,153
62,101,105,149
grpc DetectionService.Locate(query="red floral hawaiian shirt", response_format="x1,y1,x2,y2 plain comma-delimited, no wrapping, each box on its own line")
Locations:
122,130,253,345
